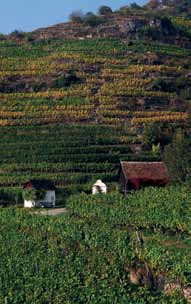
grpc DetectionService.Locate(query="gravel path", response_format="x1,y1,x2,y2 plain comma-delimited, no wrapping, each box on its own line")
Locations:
34,208,67,216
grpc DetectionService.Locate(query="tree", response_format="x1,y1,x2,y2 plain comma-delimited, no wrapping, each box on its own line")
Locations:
143,123,172,149
52,71,81,88
130,3,142,10
83,13,105,27
151,78,175,93
98,5,113,15
69,11,84,23
143,123,162,149
0,33,6,41
9,30,25,40
163,130,191,182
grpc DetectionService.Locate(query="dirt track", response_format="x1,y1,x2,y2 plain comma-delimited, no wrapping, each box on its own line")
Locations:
34,208,67,216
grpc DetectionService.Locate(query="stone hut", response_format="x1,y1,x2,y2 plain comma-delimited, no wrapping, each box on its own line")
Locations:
92,180,107,195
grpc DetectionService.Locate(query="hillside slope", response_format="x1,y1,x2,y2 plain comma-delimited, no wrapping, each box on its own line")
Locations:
0,3,191,193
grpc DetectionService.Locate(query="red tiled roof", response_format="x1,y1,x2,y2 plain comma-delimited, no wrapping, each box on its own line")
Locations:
120,161,169,181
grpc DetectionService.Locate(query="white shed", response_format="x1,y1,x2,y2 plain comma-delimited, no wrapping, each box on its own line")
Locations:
92,180,107,195
23,180,56,208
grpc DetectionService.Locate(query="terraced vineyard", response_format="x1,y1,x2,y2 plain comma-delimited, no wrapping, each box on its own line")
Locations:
1,3,191,303
0,37,190,191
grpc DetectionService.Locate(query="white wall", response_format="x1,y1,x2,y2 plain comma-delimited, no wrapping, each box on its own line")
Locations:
24,200,35,208
92,185,107,194
44,190,56,206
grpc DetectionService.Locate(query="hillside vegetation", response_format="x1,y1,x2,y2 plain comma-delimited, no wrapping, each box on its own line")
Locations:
0,0,190,196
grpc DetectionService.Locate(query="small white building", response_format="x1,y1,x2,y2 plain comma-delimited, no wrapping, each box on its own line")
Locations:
92,180,107,195
23,180,56,208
